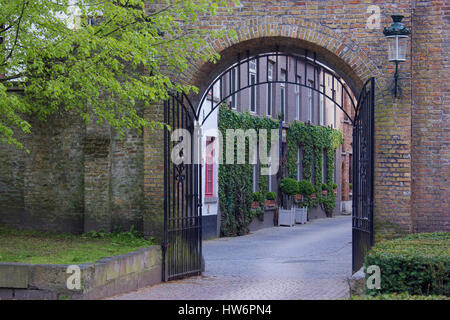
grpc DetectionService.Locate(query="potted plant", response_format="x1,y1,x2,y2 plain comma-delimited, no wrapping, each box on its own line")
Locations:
265,191,277,208
331,182,338,195
321,183,328,196
252,191,263,208
278,178,298,226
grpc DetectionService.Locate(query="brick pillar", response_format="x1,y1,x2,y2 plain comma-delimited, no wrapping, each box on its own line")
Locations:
143,102,165,243
374,92,413,240
410,2,449,232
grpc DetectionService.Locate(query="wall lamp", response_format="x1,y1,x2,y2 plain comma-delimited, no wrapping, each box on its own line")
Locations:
383,15,411,98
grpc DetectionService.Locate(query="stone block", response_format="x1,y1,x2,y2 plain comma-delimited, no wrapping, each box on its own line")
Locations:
348,267,365,296
0,263,29,288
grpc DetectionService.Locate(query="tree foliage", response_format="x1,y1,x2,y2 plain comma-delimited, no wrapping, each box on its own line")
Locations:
0,0,238,148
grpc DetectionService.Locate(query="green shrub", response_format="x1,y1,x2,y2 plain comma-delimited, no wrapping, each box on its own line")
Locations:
349,182,352,190
298,179,314,196
365,232,450,296
252,191,264,203
321,183,328,190
250,207,265,222
265,191,277,200
280,178,299,196
351,292,449,300
331,182,338,189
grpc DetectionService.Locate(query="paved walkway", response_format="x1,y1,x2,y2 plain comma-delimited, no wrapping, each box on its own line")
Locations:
108,215,352,300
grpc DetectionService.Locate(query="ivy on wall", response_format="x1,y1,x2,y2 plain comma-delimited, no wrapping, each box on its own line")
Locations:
218,106,278,236
286,121,343,215
218,105,343,235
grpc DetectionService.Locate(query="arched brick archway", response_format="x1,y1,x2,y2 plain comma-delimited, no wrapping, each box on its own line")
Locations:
144,12,414,253
176,16,388,106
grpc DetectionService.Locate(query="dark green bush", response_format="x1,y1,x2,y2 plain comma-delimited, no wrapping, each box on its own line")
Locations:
280,178,299,196
365,232,450,296
252,191,264,203
265,191,277,200
351,292,449,300
250,207,265,222
298,179,314,196
331,182,338,189
321,183,328,190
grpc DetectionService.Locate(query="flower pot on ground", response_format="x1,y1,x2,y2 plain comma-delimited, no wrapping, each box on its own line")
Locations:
278,208,296,226
280,178,299,209
294,207,308,224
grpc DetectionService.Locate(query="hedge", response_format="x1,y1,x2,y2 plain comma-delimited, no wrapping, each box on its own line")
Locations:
351,292,449,300
364,232,450,296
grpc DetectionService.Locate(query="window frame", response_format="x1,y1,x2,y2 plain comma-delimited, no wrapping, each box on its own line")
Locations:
205,137,214,197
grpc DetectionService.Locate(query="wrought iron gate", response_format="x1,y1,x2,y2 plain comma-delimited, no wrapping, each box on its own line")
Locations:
163,93,202,281
162,50,375,279
352,78,375,272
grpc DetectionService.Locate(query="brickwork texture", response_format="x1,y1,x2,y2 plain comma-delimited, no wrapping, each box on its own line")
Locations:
0,1,448,240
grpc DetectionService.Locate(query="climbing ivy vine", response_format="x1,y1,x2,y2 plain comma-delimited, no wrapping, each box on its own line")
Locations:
218,106,278,236
218,105,343,235
286,121,343,215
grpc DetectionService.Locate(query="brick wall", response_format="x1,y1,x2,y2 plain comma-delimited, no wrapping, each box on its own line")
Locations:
0,0,447,238
162,0,448,236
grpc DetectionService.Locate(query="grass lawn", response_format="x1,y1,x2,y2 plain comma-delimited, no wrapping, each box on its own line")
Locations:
0,225,156,265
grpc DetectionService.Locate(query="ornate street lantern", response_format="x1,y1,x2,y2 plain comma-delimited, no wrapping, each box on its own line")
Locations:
383,15,410,97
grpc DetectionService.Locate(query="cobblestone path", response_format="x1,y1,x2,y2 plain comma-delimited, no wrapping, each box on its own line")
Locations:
108,215,352,300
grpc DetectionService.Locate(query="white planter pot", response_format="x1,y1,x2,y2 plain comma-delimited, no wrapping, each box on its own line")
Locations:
295,207,308,224
278,208,295,227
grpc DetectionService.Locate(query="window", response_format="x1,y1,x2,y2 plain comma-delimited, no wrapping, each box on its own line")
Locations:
331,89,336,128
249,60,257,113
230,68,237,109
295,76,301,120
280,70,286,121
319,85,324,126
205,137,214,197
267,62,274,116
308,81,314,122
297,147,303,180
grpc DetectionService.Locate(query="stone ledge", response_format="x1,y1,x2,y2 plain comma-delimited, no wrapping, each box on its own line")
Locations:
0,245,162,300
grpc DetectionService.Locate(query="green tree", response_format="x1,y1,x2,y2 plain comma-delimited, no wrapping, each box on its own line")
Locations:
0,0,238,148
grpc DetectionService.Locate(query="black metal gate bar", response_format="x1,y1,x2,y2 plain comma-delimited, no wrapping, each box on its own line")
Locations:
352,77,375,272
163,93,202,281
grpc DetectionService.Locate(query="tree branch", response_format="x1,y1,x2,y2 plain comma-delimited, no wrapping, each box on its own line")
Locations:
1,0,28,66
0,73,24,82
